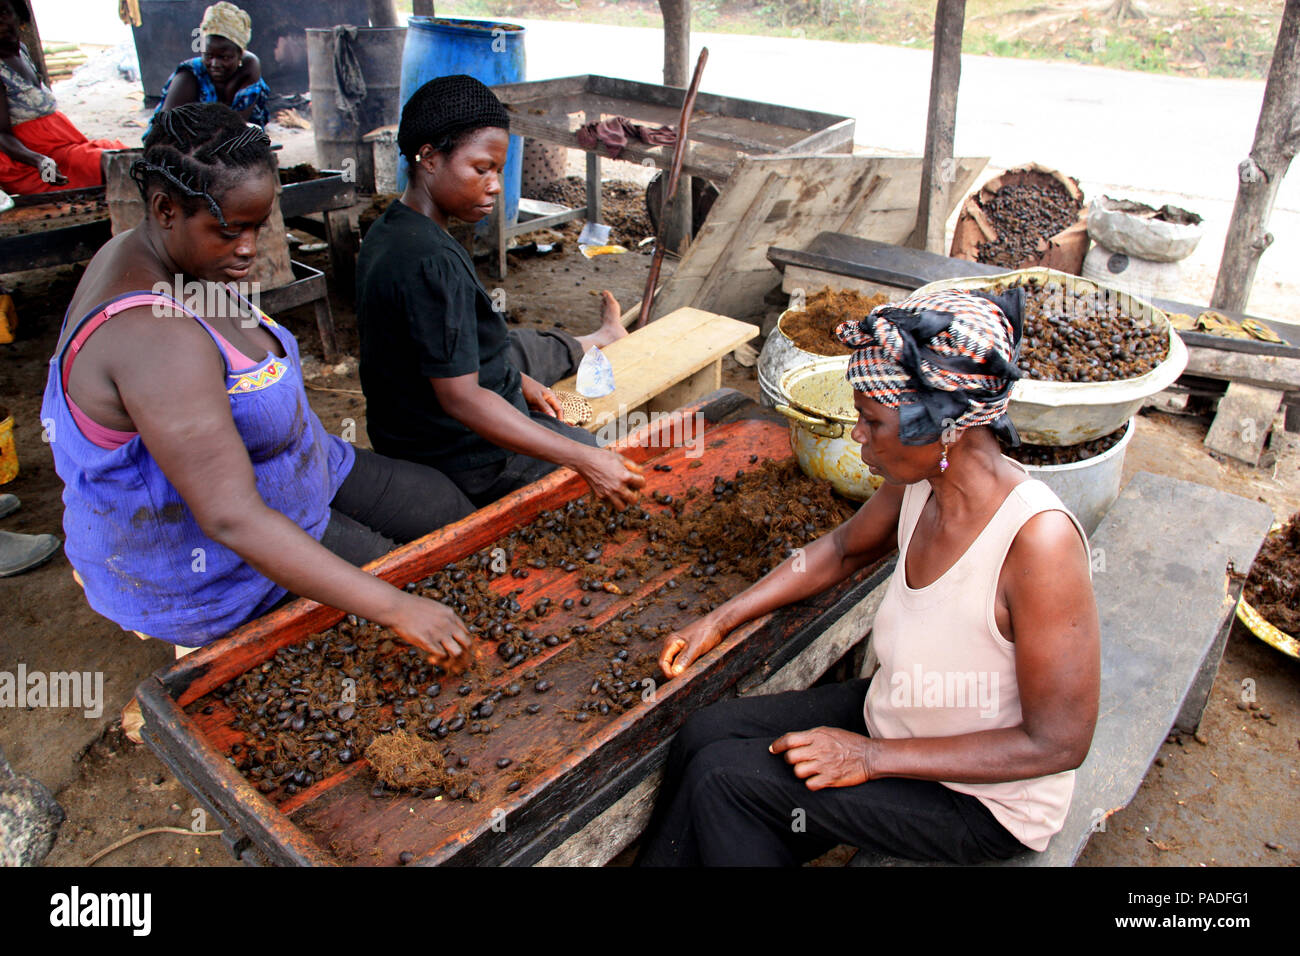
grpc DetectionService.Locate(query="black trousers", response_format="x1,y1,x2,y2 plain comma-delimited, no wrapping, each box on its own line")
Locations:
319,447,475,567
442,328,599,508
636,679,1030,867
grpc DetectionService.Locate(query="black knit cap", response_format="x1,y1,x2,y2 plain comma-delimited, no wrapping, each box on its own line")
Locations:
398,74,510,164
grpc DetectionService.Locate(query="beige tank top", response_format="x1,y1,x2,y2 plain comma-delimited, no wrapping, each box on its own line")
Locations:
862,464,1090,852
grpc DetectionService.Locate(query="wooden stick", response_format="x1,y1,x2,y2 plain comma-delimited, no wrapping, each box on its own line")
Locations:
636,47,708,330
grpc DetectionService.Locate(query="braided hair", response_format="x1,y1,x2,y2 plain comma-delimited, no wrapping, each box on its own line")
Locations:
397,74,509,166
131,102,273,228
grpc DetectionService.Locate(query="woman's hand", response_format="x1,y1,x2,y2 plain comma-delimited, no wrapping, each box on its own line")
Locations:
520,373,561,419
659,615,726,678
574,447,645,509
385,593,473,664
770,727,873,790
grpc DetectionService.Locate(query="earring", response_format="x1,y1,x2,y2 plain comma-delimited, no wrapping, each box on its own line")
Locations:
939,443,950,472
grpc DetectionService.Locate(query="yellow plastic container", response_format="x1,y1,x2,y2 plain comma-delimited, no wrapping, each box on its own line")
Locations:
0,294,16,344
0,413,17,484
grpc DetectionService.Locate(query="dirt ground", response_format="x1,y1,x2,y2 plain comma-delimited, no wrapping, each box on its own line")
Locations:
1,51,1297,867
4,221,1297,866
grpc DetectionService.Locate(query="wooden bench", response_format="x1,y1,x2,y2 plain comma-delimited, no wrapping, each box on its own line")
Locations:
849,471,1273,867
552,307,758,434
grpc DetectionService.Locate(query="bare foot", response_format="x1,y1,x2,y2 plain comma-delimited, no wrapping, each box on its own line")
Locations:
576,290,631,351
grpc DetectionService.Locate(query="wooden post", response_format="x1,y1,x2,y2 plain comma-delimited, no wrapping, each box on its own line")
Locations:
1211,0,1300,314
18,11,48,86
367,0,400,27
908,0,965,254
412,0,435,18
659,0,693,254
659,0,690,87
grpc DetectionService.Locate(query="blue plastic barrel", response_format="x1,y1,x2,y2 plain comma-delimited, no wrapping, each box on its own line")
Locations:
397,17,526,226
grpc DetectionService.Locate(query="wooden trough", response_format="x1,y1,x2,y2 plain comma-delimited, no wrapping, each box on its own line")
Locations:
135,391,888,866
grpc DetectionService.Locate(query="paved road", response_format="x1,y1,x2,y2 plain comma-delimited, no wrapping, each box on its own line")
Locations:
32,4,1292,208
31,3,1298,317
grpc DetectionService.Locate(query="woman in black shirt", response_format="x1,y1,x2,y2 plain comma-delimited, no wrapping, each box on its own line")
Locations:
357,75,644,509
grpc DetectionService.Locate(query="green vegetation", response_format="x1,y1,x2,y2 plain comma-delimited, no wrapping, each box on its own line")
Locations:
411,1,1280,80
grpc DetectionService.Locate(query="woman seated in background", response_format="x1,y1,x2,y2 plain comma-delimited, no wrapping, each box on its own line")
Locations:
149,2,269,136
640,288,1100,866
42,103,474,666
0,0,126,193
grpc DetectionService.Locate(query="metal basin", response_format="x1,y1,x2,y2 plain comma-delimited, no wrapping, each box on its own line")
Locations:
774,358,882,501
1018,418,1134,535
757,309,847,408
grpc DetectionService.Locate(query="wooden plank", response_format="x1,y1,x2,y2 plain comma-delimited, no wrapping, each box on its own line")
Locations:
493,75,588,106
0,218,110,272
1203,381,1284,464
1183,346,1300,391
652,154,984,322
552,308,758,429
695,171,784,313
586,75,852,133
787,118,857,155
781,264,903,301
647,361,722,416
537,766,664,866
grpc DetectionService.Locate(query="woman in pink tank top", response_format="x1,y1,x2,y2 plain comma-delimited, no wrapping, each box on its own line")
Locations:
639,288,1100,866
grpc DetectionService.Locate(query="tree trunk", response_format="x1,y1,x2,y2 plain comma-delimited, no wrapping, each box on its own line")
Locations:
368,0,400,27
1105,0,1147,22
659,0,690,87
908,0,965,254
1211,0,1300,314
659,0,693,252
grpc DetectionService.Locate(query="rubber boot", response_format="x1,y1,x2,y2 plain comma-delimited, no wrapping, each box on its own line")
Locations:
0,530,61,577
0,493,17,520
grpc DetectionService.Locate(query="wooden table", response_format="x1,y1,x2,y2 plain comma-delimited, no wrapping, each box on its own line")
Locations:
485,74,856,278
134,390,886,866
553,306,759,431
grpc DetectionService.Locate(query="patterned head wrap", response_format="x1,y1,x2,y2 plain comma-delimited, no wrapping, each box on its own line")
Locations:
835,287,1025,446
200,2,252,50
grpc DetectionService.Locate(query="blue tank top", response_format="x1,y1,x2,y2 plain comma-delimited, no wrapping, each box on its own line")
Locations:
40,291,356,646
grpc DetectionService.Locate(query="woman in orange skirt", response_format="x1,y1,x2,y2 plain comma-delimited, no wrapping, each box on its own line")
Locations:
0,0,126,194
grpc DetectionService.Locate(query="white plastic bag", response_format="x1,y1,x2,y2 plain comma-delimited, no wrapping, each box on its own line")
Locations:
1087,196,1203,263
575,346,615,398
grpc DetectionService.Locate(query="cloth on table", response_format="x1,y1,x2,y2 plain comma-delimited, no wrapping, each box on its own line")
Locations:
575,116,676,160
